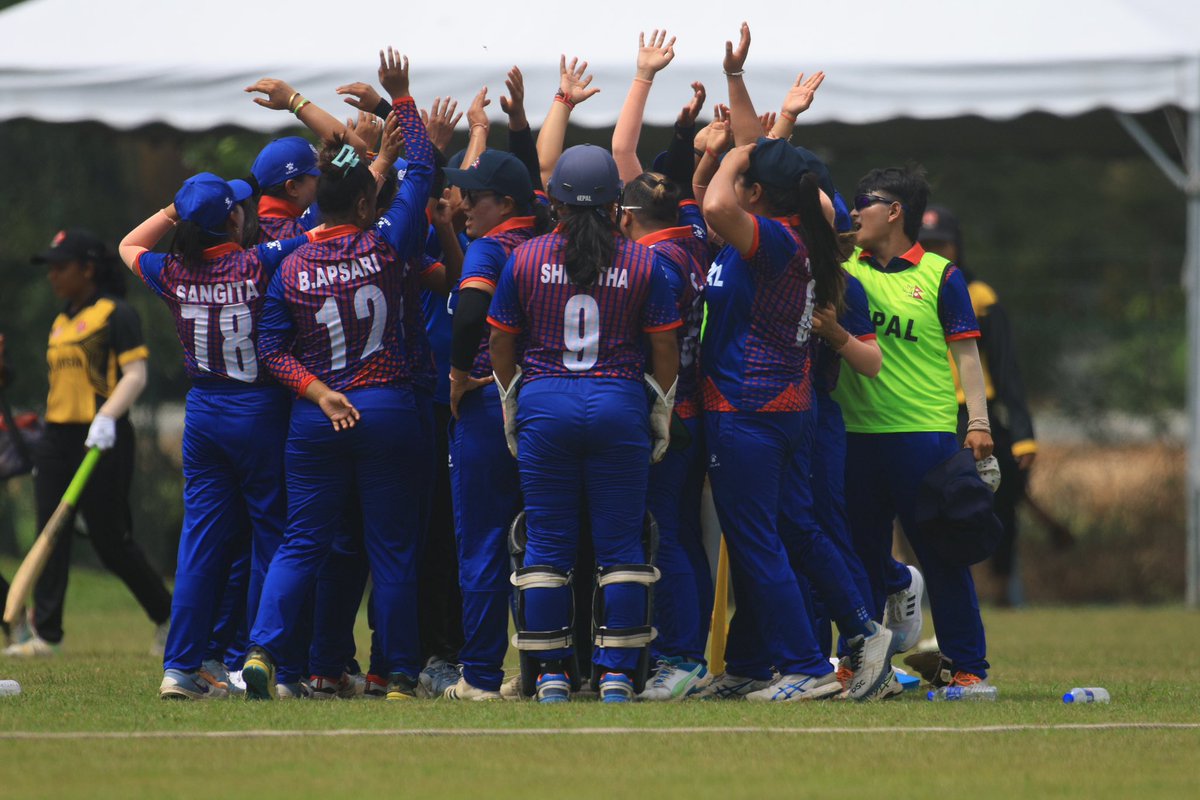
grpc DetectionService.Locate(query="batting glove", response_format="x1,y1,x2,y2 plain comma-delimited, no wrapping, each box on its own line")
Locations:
644,374,677,464
85,414,117,451
976,455,1001,492
493,366,522,459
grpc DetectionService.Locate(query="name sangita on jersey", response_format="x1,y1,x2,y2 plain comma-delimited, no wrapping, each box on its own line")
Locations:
172,280,261,304
296,252,384,292
539,263,629,288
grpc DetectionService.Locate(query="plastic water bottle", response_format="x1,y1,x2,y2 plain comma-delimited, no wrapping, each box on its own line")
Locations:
0,679,21,697
1063,687,1110,704
927,685,998,701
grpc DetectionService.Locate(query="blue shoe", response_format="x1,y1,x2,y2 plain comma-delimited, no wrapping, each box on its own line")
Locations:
535,672,571,704
598,672,635,703
159,668,227,700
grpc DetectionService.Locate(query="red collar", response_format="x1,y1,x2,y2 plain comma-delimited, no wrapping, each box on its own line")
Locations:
860,242,925,266
307,224,364,243
258,195,305,219
485,216,536,238
202,243,241,258
638,226,692,247
772,215,802,227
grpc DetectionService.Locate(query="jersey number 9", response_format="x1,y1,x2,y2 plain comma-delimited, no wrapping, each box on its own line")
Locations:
563,294,599,372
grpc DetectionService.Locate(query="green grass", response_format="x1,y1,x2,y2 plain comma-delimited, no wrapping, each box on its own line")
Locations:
1,559,1198,799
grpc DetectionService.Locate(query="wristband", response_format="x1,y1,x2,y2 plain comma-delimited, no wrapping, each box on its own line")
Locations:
724,69,745,77
159,208,177,226
291,99,311,116
704,148,720,160
287,91,300,111
554,91,576,110
966,418,992,434
780,110,797,122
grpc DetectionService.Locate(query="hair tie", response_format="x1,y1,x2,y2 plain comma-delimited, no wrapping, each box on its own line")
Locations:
331,144,361,173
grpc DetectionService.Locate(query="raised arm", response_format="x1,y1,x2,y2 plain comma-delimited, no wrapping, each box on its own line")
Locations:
692,105,732,208
246,78,370,155
663,82,705,197
768,72,825,141
422,96,462,158
612,29,676,184
501,66,543,191
722,23,762,147
702,142,757,255
536,55,600,188
119,204,179,270
375,48,436,256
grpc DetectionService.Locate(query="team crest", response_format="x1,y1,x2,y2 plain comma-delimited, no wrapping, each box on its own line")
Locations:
923,210,939,228
51,230,67,247
909,284,924,300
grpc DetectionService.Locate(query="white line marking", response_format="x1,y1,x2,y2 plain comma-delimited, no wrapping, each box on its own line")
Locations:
2,723,1198,741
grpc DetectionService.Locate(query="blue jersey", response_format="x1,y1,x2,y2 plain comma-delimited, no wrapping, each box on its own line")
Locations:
136,238,305,386
458,216,538,379
488,232,680,383
257,97,433,395
701,216,818,413
814,272,875,396
256,196,309,244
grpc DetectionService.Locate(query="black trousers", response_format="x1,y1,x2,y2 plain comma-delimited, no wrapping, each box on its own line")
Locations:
32,421,171,643
418,402,464,662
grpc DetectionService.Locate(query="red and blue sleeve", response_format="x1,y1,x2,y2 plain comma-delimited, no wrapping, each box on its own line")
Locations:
677,200,705,237
459,238,507,292
841,272,875,340
939,264,981,341
258,268,317,395
375,97,435,258
486,255,525,333
254,235,309,279
746,216,798,281
134,252,170,297
642,260,684,333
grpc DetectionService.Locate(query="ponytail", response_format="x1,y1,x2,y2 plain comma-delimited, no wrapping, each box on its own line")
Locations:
530,201,555,236
559,206,617,287
795,173,845,315
170,220,227,274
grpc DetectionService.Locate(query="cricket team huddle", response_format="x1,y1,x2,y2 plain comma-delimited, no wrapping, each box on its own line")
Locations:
25,24,1009,703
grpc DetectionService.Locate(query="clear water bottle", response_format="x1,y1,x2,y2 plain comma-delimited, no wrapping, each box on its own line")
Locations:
0,679,21,697
927,685,998,701
1063,687,1110,704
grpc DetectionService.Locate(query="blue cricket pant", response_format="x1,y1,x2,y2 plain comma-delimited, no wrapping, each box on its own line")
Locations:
250,386,424,682
705,409,832,679
646,414,711,663
164,386,288,673
516,377,652,675
204,498,249,665
845,431,989,676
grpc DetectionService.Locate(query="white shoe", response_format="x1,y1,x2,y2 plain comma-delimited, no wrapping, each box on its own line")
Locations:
2,634,58,658
639,657,711,701
499,674,525,700
150,622,169,657
885,566,924,654
443,677,502,701
226,669,246,693
694,672,773,700
160,669,228,700
845,622,894,700
5,616,32,648
276,681,312,699
418,658,462,698
745,672,842,702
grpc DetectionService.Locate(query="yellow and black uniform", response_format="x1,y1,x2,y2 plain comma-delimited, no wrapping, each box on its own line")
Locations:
33,293,170,645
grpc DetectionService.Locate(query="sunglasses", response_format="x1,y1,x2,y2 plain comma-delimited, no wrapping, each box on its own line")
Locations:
853,193,903,212
462,190,497,206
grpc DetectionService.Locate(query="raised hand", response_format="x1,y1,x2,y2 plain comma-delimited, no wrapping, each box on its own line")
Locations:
421,97,462,152
244,78,299,111
336,81,384,113
677,81,706,127
349,110,383,149
708,104,733,154
636,29,676,81
499,66,528,129
723,22,751,75
782,71,826,119
378,46,411,100
759,111,777,135
559,55,601,105
467,86,491,132
378,112,404,163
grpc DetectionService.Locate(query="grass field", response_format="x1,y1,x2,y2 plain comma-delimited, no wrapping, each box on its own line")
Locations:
1,559,1198,799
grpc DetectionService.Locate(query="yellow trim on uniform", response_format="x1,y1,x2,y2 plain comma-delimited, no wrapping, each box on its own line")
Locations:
1011,439,1038,457
117,345,149,367
45,297,147,425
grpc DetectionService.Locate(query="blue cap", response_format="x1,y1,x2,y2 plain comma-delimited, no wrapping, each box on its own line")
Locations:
443,150,534,208
251,136,320,190
174,173,253,234
914,448,1004,567
651,150,670,173
1062,693,1076,703
548,145,622,207
745,137,811,188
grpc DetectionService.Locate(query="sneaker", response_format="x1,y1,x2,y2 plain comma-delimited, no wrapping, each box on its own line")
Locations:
745,672,842,702
363,673,388,699
227,669,246,694
418,658,462,698
150,621,169,657
535,672,571,704
948,671,989,689
885,566,924,654
276,681,312,700
640,657,710,701
309,673,357,700
386,672,418,701
598,672,635,703
694,672,773,700
443,677,502,701
833,656,855,700
2,634,58,658
350,672,367,696
903,650,951,687
242,647,277,700
6,616,32,648
159,668,228,700
499,674,525,700
872,668,905,700
201,659,239,695
845,622,894,701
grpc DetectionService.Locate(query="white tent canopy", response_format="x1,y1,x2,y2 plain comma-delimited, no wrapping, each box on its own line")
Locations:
0,0,1198,131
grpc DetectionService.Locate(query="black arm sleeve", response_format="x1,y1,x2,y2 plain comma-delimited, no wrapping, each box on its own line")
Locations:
372,98,393,120
981,301,1036,443
450,287,492,372
664,123,697,200
507,126,544,192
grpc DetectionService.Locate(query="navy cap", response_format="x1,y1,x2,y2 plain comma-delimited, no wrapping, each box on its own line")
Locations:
31,228,110,265
793,145,837,200
915,448,1004,566
548,144,622,207
920,205,961,244
833,191,852,233
174,173,253,235
443,150,533,207
251,136,320,190
744,137,811,189
651,150,670,173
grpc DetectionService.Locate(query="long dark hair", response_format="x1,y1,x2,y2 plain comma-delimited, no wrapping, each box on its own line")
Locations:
91,251,127,298
750,172,845,314
623,172,680,228
558,205,617,286
530,201,555,236
170,221,228,274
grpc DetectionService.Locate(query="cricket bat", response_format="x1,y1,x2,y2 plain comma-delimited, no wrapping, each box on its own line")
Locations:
3,447,102,627
707,536,730,675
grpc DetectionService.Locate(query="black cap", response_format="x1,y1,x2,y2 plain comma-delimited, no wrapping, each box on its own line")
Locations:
745,137,812,189
919,205,960,244
915,448,1004,567
443,150,534,207
31,229,111,265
